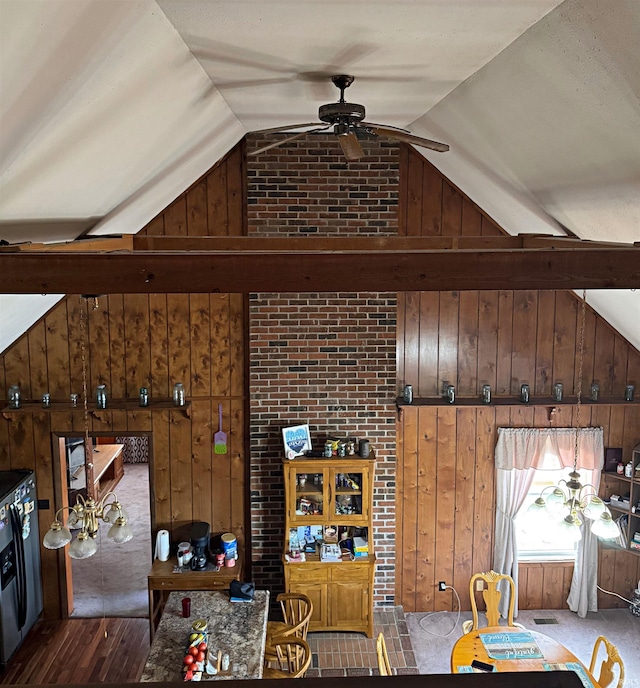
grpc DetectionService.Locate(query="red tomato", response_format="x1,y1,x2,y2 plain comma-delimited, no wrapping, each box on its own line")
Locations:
196,651,206,663
184,654,195,665
188,646,199,657
198,642,208,653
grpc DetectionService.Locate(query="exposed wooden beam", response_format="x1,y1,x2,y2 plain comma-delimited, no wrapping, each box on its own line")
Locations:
1,243,639,293
2,235,635,254
132,235,638,252
0,235,134,252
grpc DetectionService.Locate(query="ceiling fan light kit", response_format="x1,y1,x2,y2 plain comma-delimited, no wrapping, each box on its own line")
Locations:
249,75,449,160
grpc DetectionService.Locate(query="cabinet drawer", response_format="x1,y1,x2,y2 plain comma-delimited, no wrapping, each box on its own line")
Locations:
151,576,234,591
287,564,330,583
330,564,370,582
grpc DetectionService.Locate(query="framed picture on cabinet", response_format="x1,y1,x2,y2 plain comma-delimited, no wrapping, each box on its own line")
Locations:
282,424,312,458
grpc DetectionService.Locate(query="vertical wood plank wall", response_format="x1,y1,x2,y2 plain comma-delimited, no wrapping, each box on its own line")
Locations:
0,147,247,619
2,139,639,620
396,146,640,611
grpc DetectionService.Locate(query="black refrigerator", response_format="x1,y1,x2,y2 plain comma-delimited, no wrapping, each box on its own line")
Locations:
0,470,43,667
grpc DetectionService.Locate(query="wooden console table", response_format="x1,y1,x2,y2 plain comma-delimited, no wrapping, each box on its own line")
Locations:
147,554,243,639
90,444,124,501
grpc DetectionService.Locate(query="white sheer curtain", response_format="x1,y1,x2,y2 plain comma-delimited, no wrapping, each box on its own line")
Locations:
493,426,604,618
567,454,603,618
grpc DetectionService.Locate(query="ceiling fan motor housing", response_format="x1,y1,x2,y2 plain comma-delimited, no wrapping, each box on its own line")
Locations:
318,102,366,124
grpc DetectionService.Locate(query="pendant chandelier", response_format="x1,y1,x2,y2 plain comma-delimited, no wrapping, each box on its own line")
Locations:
528,290,621,542
43,296,133,559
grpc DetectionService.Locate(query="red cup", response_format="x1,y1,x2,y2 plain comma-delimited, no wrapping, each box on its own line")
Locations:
215,553,225,568
182,597,191,618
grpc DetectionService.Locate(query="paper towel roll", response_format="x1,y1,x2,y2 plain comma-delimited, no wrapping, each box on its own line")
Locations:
155,529,170,562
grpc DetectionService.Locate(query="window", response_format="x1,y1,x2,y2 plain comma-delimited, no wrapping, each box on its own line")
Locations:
515,451,589,562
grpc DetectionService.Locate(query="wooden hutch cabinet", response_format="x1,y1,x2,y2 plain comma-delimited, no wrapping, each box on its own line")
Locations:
282,456,376,637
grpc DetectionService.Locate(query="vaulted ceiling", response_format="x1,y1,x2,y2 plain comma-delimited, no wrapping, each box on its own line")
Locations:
1,0,639,353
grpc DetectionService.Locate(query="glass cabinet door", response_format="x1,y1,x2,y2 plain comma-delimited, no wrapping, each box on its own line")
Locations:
291,467,326,521
331,469,368,520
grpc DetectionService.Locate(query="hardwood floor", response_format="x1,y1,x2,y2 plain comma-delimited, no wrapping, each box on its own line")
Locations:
1,618,149,684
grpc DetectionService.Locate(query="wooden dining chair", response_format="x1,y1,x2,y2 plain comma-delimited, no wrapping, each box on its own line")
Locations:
463,570,519,634
262,637,311,679
589,635,625,688
376,632,392,676
264,593,313,664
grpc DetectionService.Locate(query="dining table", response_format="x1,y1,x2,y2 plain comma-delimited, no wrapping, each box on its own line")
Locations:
140,589,269,682
450,626,600,686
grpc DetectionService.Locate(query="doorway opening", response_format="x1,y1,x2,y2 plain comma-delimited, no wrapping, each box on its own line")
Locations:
57,432,153,618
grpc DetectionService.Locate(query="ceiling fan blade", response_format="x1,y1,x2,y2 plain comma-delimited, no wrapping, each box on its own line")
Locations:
250,122,321,136
248,127,331,156
337,131,365,162
212,76,298,90
364,125,449,152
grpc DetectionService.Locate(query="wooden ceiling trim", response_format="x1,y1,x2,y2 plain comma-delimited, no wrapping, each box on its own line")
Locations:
1,245,639,293
3,235,635,254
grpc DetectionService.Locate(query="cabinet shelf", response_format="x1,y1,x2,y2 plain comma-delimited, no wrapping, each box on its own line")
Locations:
297,486,323,495
600,444,640,558
603,472,632,485
608,504,631,515
2,398,191,419
397,396,638,408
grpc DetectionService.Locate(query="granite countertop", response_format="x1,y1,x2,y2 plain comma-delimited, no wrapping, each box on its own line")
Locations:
140,590,269,682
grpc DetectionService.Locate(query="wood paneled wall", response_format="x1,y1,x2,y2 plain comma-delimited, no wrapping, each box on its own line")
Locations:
2,138,639,621
395,146,640,611
0,147,247,618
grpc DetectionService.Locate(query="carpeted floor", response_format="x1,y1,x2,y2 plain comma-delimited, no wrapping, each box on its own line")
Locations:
406,607,640,677
70,462,152,618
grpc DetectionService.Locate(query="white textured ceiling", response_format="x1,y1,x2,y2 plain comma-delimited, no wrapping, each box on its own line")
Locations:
1,0,639,354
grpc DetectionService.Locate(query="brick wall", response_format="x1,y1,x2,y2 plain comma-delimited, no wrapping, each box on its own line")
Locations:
246,134,399,605
247,134,398,236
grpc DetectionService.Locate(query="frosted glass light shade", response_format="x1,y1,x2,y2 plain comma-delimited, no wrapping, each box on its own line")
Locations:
583,496,607,520
67,509,81,530
525,498,555,526
559,514,582,542
591,511,621,540
43,522,72,549
546,488,566,511
527,497,547,514
68,532,98,559
103,501,128,523
107,518,133,544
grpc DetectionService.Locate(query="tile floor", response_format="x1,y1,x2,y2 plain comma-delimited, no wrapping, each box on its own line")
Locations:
305,607,419,677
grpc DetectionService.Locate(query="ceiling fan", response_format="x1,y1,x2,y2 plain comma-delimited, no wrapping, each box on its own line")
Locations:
248,75,450,162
